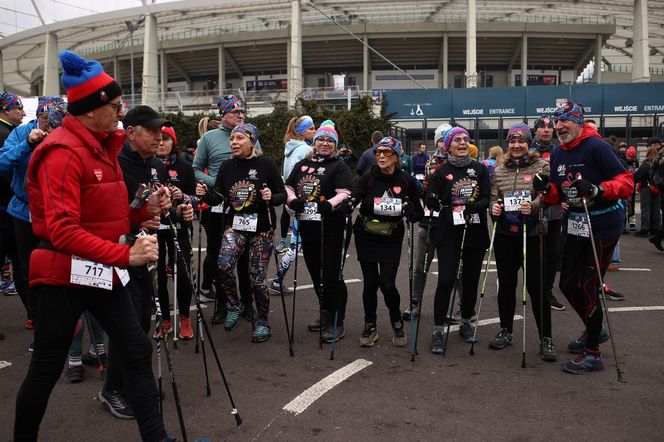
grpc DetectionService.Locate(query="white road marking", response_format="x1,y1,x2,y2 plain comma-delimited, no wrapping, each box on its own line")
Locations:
150,304,205,321
297,278,362,290
0,361,12,370
608,306,664,312
614,268,651,272
191,248,207,252
432,270,497,275
283,359,373,415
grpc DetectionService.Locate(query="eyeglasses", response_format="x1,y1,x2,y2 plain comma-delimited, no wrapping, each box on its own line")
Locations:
108,102,124,113
223,109,246,116
316,137,336,145
452,137,470,144
374,148,395,157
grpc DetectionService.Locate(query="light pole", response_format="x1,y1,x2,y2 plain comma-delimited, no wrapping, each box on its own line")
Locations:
125,17,145,100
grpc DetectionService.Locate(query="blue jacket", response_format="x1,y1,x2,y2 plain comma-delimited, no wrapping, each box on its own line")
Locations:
0,119,39,221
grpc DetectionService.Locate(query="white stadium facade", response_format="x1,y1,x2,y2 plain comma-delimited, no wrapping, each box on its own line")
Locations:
1,0,663,147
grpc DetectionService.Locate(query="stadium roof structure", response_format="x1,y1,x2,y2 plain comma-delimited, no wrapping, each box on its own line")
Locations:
0,0,662,95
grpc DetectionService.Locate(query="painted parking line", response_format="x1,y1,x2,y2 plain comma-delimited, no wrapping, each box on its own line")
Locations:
0,361,12,370
283,359,373,415
608,306,664,312
297,278,362,290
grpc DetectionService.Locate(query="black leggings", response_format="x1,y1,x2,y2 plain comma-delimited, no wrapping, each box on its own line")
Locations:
0,211,25,314
542,219,562,302
200,210,223,290
433,246,485,326
301,223,351,326
494,233,552,338
157,226,193,319
360,261,401,325
14,285,165,441
279,209,291,240
13,217,37,322
559,233,618,351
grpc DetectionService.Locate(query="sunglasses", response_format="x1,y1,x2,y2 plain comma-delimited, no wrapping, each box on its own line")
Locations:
374,148,395,157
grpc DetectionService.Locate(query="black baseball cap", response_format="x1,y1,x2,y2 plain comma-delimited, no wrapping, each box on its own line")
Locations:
122,105,172,129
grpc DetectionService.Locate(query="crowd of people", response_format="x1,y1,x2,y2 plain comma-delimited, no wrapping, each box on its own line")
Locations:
0,50,661,440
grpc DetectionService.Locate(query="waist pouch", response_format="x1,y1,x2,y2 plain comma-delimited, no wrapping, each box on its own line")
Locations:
362,217,397,236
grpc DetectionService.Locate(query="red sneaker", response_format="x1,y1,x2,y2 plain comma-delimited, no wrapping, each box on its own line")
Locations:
179,316,193,340
25,319,34,330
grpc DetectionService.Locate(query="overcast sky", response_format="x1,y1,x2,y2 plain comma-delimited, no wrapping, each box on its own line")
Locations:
0,0,177,37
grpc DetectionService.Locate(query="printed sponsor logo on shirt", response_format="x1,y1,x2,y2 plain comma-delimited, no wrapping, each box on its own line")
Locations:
316,167,326,175
467,168,476,177
557,164,566,176
248,169,258,180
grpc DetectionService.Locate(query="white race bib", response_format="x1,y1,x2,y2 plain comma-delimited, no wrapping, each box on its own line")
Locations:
210,202,225,213
70,256,113,291
567,214,589,238
504,190,531,213
415,174,425,181
469,213,481,224
453,206,466,225
426,208,440,218
300,202,321,222
374,197,402,217
158,223,170,230
232,213,258,232
114,267,130,286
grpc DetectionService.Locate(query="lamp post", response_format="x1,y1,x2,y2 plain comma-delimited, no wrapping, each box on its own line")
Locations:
125,17,145,100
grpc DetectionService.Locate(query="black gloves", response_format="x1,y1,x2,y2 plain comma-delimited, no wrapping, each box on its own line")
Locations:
402,201,416,218
317,200,333,216
289,198,307,214
532,173,549,192
338,198,355,215
570,178,602,200
426,194,441,212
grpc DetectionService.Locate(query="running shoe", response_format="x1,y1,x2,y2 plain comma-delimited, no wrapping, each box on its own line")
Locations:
98,385,135,419
359,323,378,347
402,303,420,321
179,316,194,340
567,328,610,354
66,365,85,383
197,289,216,303
459,322,478,343
601,284,624,301
550,295,566,311
649,233,664,251
562,351,604,374
152,320,171,339
489,328,513,350
268,280,294,295
276,240,288,254
224,308,242,331
1,280,17,296
25,319,34,330
251,320,271,343
321,323,345,343
430,330,445,354
392,321,407,347
539,337,558,362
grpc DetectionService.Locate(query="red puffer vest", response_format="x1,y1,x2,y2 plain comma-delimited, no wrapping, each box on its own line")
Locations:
27,115,145,287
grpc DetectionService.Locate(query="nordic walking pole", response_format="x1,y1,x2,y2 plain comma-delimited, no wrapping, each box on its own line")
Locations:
408,216,415,361
194,205,203,354
290,215,300,346
331,213,350,361
521,220,527,369
470,220,497,355
442,218,468,356
538,207,545,344
264,185,294,357
165,209,243,424
413,205,435,360
582,197,626,383
318,216,325,350
173,243,179,348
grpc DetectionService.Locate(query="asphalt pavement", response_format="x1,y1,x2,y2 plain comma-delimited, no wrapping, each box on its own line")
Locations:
1,216,663,441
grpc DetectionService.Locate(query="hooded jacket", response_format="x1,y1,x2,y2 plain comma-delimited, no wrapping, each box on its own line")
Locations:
0,119,39,221
282,139,312,179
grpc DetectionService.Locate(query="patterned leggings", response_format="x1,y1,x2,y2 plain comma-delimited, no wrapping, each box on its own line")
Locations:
218,228,273,322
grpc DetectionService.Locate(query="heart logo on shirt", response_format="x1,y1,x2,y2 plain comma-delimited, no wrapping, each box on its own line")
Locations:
301,165,308,172
445,174,453,180
308,167,316,174
523,174,532,183
392,186,401,194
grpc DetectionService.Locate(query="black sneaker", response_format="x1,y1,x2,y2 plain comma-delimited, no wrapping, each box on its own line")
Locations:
391,321,407,347
489,328,512,350
550,295,565,311
562,351,604,374
601,284,624,301
98,386,135,420
430,330,445,354
539,337,558,362
308,311,329,332
66,365,85,383
649,233,664,251
459,322,478,343
321,323,345,343
567,328,610,354
359,323,378,347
